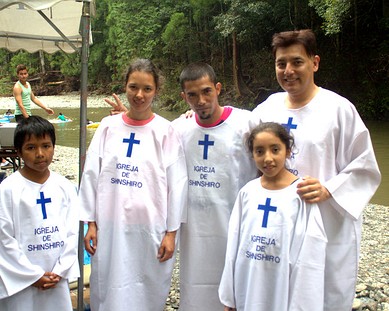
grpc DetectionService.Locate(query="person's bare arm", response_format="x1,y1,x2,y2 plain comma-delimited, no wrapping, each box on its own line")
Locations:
13,84,29,118
31,91,54,115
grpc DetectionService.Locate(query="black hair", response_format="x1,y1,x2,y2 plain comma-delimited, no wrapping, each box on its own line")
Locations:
179,62,217,90
271,29,317,58
247,122,295,154
14,116,56,152
124,58,164,91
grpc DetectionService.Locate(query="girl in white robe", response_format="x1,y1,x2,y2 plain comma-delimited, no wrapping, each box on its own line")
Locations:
219,122,327,311
0,116,79,311
79,59,188,311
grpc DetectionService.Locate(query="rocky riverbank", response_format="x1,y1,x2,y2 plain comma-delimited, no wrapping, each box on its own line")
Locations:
48,145,389,311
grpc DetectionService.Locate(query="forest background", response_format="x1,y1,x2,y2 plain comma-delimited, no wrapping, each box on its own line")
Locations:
0,0,388,120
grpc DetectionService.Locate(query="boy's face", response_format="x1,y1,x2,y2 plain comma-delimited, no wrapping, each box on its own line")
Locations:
17,69,29,83
18,134,54,175
180,76,222,124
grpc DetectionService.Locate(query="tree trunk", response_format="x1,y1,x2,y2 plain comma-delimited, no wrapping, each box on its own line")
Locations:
39,50,46,73
384,0,389,17
232,32,253,99
354,0,358,49
232,32,241,97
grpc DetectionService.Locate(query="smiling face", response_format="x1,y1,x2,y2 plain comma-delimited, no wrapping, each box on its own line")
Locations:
180,75,223,125
275,43,320,106
252,131,291,181
18,133,54,182
125,71,157,120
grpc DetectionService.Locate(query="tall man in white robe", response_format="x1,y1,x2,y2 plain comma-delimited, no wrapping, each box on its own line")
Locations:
250,29,381,310
173,62,257,310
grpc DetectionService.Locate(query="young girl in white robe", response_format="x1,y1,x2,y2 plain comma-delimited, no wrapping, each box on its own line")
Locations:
218,122,327,311
0,116,79,311
79,59,187,311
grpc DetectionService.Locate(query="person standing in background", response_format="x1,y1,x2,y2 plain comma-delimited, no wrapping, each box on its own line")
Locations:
13,64,54,123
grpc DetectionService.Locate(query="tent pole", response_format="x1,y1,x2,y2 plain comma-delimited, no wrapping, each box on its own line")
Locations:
37,10,79,52
77,1,91,310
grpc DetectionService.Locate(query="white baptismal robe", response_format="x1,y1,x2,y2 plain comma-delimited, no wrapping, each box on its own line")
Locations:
0,171,79,311
250,88,381,310
79,113,188,311
173,107,257,310
219,178,327,311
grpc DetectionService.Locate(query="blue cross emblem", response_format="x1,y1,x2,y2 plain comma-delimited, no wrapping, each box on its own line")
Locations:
123,133,140,157
282,117,297,133
198,134,214,160
37,191,51,219
258,198,277,228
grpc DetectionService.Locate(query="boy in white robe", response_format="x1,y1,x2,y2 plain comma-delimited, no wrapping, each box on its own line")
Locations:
0,116,79,311
250,29,381,310
219,122,327,311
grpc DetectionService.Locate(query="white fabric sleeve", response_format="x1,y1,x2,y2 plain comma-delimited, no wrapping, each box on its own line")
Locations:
52,182,80,280
218,191,242,309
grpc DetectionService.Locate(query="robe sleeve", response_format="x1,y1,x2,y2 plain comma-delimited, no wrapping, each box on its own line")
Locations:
218,191,242,309
288,202,327,311
165,125,188,232
0,181,45,298
323,105,381,220
52,181,80,280
79,119,108,222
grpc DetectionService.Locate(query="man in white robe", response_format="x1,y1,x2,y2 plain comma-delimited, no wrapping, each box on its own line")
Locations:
0,171,79,311
79,113,188,310
219,178,327,311
250,29,381,310
173,62,257,310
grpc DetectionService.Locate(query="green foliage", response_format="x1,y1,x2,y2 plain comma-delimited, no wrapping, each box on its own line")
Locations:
47,52,81,76
162,12,190,58
9,51,40,76
189,0,220,23
215,1,272,39
309,0,351,34
105,0,173,80
0,77,11,95
0,0,388,119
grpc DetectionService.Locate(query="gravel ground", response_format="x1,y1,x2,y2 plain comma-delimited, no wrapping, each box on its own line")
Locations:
0,92,113,111
2,94,387,310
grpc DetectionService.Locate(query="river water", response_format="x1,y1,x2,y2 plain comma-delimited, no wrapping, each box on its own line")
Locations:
7,105,389,206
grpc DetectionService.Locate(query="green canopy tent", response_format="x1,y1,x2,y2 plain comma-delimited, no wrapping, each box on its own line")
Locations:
0,1,94,310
